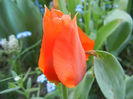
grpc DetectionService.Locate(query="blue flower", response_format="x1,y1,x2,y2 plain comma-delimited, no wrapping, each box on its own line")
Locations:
75,4,84,13
105,4,112,8
37,74,47,83
79,18,83,22
114,4,119,8
46,81,56,93
16,31,32,39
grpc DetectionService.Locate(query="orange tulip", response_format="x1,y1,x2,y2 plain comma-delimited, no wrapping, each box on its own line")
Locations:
38,7,95,88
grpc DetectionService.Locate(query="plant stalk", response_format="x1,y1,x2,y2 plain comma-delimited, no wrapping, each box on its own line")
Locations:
61,84,68,99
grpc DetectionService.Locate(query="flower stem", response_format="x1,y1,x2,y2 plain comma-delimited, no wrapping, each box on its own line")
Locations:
61,84,68,99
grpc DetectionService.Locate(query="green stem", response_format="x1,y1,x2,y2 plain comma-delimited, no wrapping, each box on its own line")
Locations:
61,84,68,99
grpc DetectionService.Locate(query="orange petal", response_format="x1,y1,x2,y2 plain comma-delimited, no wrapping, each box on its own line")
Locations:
44,6,51,17
78,27,95,60
53,16,86,88
38,7,63,82
51,8,64,18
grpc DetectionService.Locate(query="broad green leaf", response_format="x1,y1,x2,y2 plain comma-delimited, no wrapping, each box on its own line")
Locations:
104,9,133,54
94,51,126,99
16,0,42,66
94,19,122,50
0,15,9,37
0,0,26,34
125,76,133,99
0,87,20,94
16,0,42,43
70,68,94,99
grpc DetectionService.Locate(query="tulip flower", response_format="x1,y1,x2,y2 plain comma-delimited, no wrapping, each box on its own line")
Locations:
38,7,95,88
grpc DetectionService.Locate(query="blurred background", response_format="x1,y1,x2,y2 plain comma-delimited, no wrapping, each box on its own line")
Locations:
0,0,132,99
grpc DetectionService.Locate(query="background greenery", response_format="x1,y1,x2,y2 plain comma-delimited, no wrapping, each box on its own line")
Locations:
0,0,133,99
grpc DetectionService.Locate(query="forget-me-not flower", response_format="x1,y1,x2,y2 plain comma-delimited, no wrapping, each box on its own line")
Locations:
16,31,32,39
114,4,119,8
37,74,47,83
46,81,56,93
105,4,112,8
75,4,84,13
79,18,83,22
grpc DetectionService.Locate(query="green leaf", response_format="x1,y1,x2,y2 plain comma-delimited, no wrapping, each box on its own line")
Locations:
26,77,32,89
0,0,26,35
104,9,133,54
8,82,17,88
25,88,39,93
125,76,133,99
11,71,18,78
31,97,44,99
22,68,31,82
16,0,43,66
94,51,126,99
58,0,68,14
44,91,60,99
116,0,129,11
70,67,94,99
66,0,78,17
0,87,20,94
16,0,42,45
94,19,122,50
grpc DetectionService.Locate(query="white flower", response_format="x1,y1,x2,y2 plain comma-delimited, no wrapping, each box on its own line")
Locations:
37,74,47,83
16,31,32,39
14,76,20,81
1,38,8,50
8,35,19,53
46,81,56,93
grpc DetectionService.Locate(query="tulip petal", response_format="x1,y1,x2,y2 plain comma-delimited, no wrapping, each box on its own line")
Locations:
51,8,64,18
38,34,46,73
78,27,95,60
53,16,86,88
38,7,64,82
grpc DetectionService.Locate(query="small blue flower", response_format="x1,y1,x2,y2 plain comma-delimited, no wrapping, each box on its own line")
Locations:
46,81,56,93
105,4,112,8
16,31,32,39
82,0,84,2
114,4,119,8
79,18,82,22
75,4,84,13
37,74,47,83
